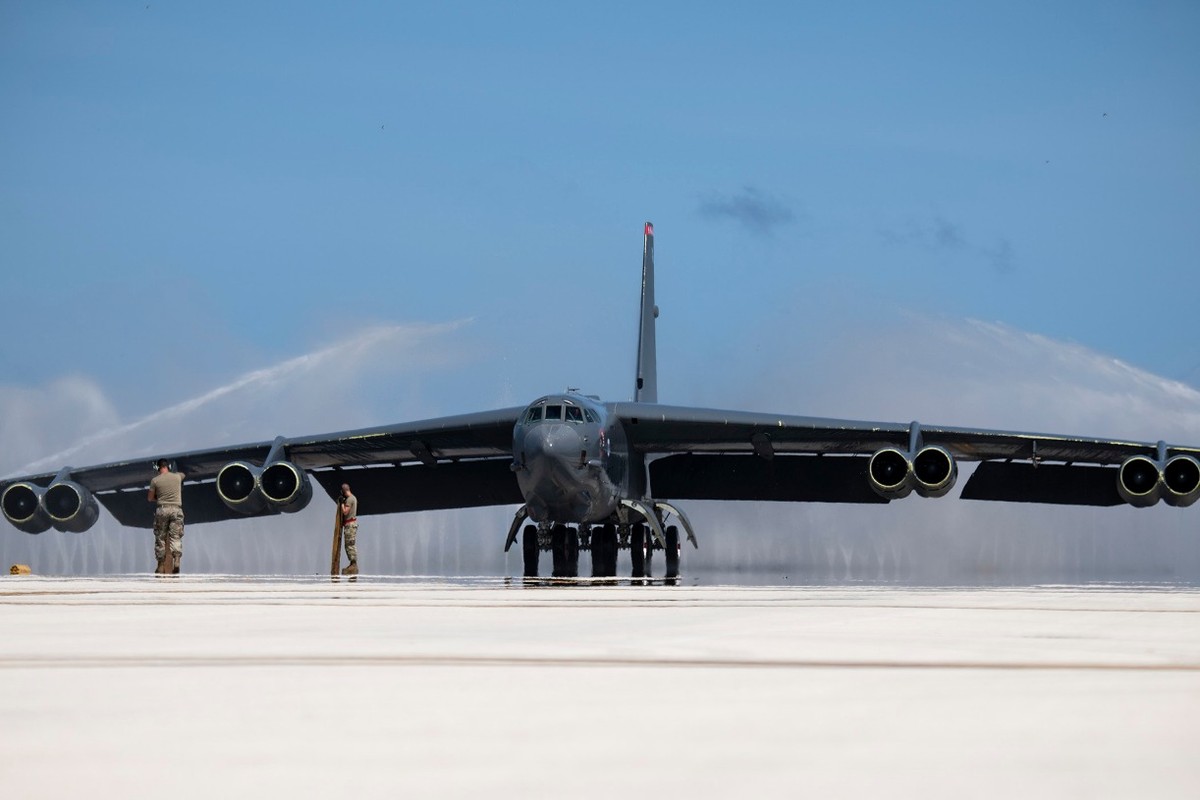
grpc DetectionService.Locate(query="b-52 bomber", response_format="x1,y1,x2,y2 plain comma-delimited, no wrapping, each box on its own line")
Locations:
3,222,1199,578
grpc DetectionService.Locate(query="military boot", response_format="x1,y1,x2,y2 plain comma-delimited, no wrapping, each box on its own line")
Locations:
171,553,181,575
155,555,169,575
342,561,358,575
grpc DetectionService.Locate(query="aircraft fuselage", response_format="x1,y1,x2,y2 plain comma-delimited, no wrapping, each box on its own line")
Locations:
511,394,632,524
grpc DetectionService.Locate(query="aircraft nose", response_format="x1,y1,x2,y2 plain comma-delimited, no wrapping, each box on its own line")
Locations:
524,424,583,466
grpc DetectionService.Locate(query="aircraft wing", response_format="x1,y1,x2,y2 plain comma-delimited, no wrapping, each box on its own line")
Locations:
287,407,524,515
1,407,525,529
612,403,1200,507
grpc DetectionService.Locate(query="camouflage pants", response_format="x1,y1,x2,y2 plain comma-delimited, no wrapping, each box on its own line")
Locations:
153,505,185,563
342,521,358,564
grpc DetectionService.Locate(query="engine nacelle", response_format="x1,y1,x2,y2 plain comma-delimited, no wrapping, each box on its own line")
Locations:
868,448,914,499
217,461,268,514
260,461,313,514
1162,454,1200,508
912,445,958,498
217,459,313,515
1,482,52,534
868,446,958,500
1117,455,1162,507
44,480,100,533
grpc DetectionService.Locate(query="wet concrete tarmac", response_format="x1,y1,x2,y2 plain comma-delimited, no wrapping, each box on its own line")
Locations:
1,576,1197,798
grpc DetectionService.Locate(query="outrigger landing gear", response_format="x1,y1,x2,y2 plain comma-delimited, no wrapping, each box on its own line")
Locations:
664,525,680,579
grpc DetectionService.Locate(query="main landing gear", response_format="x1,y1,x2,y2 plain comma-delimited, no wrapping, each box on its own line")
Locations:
505,503,696,580
521,524,582,578
517,520,685,580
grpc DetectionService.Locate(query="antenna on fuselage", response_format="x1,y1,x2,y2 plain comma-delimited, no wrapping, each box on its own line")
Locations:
635,221,658,404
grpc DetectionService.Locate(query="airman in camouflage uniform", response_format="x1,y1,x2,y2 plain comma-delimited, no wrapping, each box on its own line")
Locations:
148,459,185,574
340,483,358,575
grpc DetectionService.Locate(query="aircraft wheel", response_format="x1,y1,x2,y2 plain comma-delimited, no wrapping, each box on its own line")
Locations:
522,525,539,577
567,527,580,577
592,524,618,577
664,525,680,579
551,524,568,577
590,525,608,577
630,523,646,578
606,524,620,576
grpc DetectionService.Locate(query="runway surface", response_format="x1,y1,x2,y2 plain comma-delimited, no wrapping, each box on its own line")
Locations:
1,576,1198,798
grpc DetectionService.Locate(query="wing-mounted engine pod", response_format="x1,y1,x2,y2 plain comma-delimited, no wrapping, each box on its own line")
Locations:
1162,454,1200,508
1,482,52,534
912,446,958,498
869,446,958,500
1117,455,1162,507
44,480,100,533
260,461,313,514
868,448,914,499
216,461,267,514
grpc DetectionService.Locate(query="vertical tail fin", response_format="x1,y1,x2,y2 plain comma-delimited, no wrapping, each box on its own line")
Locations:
635,221,658,403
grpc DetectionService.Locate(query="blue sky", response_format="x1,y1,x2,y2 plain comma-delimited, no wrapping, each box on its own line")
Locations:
2,1,1198,419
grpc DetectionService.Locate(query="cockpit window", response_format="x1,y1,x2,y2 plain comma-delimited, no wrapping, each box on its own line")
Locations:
565,405,584,423
544,405,562,420
525,406,542,422
583,408,598,424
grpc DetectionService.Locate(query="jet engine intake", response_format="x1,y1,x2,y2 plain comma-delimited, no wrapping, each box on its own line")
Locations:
1117,455,1162,507
868,448,913,499
260,461,312,513
1,482,52,534
44,480,100,533
1162,454,1200,508
868,446,958,500
913,446,958,498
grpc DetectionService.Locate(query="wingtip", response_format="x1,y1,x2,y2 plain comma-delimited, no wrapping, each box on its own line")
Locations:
644,221,654,236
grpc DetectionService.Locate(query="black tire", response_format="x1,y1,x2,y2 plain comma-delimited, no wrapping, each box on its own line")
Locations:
590,525,607,577
551,524,567,577
664,525,680,579
566,527,580,578
630,523,646,578
592,524,617,577
604,524,619,576
522,525,539,578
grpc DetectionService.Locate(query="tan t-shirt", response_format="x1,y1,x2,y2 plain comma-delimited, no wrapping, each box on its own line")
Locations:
342,493,358,520
151,472,185,507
